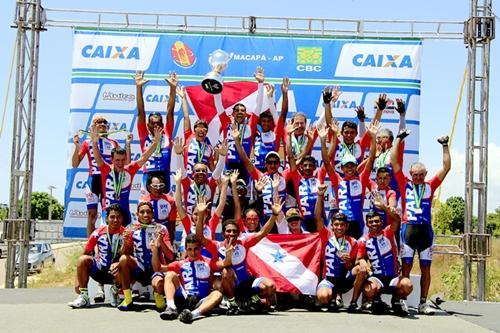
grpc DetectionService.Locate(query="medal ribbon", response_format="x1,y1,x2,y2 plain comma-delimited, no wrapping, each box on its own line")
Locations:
106,231,121,261
340,142,356,159
111,170,125,200
332,235,347,253
293,134,306,155
376,150,390,169
412,184,425,210
193,183,207,198
196,139,206,163
239,122,247,145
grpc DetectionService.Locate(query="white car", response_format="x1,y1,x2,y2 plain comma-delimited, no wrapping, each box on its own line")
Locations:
16,242,55,273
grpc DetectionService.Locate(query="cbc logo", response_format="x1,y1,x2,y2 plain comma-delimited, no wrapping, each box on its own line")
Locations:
296,65,322,72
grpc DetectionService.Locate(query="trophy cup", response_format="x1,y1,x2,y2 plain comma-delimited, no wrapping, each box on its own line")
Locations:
201,49,230,94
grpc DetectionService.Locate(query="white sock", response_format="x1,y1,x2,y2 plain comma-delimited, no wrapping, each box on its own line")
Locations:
191,309,201,319
166,299,176,310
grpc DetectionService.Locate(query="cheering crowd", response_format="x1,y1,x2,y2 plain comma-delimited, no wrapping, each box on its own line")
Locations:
69,67,451,322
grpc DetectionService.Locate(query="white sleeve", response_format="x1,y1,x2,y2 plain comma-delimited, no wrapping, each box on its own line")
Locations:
211,154,226,180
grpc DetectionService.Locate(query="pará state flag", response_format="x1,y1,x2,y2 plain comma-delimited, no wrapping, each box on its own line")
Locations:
185,81,271,146
247,233,322,295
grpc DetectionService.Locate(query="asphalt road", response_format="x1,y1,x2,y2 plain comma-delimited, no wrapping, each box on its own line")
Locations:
0,288,497,333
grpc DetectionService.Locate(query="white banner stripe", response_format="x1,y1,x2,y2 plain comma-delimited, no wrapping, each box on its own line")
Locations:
250,237,318,295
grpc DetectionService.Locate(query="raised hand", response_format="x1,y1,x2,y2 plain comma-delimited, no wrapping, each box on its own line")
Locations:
271,197,285,216
272,173,280,190
375,93,388,110
133,70,149,87
317,124,329,139
281,77,290,94
329,118,340,137
153,126,163,144
265,83,275,98
395,98,406,114
165,71,178,88
176,85,186,99
322,86,333,104
90,124,99,143
332,85,342,103
354,106,366,121
231,121,240,140
73,133,80,145
229,169,240,184
437,135,449,146
220,172,230,186
396,128,411,141
255,175,269,192
285,120,298,135
218,139,229,156
317,183,328,196
368,119,380,137
306,124,315,140
173,136,184,155
370,191,385,210
196,196,209,213
254,66,265,83
126,133,133,145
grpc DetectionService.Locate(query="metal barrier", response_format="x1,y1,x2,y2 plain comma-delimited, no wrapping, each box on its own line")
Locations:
434,233,491,259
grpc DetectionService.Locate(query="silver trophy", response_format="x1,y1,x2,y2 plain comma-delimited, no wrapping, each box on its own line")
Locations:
201,49,230,94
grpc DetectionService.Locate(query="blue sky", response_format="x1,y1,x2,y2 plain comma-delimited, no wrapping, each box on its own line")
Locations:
0,0,499,211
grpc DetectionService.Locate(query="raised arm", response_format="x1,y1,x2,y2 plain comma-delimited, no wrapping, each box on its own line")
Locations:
266,84,278,123
318,124,336,177
354,106,367,137
90,125,104,168
390,129,411,174
72,133,83,167
164,72,178,133
253,66,265,116
134,71,149,124
362,120,380,175
315,183,328,231
436,136,451,181
174,169,187,219
372,93,388,125
279,77,290,124
136,127,162,168
194,196,210,246
125,133,133,164
214,174,230,217
255,197,283,242
173,137,187,179
285,121,298,172
395,98,407,132
212,139,228,180
232,121,256,175
177,86,191,133
230,170,242,220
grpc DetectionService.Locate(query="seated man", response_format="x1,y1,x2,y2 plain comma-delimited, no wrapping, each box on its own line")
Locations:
315,184,367,312
151,234,223,324
117,201,175,311
357,211,413,316
196,196,281,315
68,204,127,308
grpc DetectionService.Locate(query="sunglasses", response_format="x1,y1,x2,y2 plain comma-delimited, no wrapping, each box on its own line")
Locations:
150,183,165,189
266,160,280,165
95,120,108,125
194,169,207,173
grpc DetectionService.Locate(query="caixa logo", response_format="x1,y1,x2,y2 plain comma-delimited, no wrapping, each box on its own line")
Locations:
352,54,413,68
81,45,140,60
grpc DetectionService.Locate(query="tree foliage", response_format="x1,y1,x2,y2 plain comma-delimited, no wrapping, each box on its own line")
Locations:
434,196,465,235
30,192,64,220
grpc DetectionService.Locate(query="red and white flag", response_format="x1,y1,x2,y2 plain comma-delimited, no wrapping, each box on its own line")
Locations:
247,233,322,295
185,81,271,145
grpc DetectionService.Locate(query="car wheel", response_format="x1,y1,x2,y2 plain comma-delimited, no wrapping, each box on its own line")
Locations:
37,261,44,273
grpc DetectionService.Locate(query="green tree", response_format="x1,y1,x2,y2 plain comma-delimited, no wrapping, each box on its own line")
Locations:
0,205,8,220
487,207,500,237
30,192,64,220
433,196,465,235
